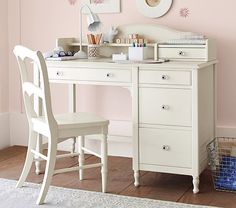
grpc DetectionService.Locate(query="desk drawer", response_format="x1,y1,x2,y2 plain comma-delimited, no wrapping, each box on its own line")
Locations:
139,88,192,126
159,47,205,60
139,128,192,168
139,70,191,85
48,67,132,83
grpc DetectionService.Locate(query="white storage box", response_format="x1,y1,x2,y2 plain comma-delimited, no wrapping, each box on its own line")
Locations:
128,47,148,61
112,53,128,61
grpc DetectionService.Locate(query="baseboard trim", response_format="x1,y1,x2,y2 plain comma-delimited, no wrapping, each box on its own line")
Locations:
216,125,236,138
0,113,10,149
10,112,29,146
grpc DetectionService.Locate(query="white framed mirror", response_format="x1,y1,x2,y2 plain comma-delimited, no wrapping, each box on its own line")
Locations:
135,0,173,18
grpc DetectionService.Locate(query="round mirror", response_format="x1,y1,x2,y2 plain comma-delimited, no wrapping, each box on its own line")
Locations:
145,0,161,7
136,0,172,18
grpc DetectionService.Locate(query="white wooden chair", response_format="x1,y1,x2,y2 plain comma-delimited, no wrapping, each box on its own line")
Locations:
13,45,109,205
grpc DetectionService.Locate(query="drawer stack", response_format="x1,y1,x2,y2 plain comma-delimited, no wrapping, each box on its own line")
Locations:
138,68,192,173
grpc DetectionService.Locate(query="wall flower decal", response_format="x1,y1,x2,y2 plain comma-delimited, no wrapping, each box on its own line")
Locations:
68,0,77,5
92,0,104,4
68,0,103,5
180,8,190,18
81,0,120,13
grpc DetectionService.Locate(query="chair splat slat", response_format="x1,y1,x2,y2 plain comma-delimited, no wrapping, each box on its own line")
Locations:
23,82,44,98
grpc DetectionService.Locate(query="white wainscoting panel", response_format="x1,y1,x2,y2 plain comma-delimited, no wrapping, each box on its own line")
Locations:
9,112,236,157
10,112,29,146
216,125,236,138
0,113,10,149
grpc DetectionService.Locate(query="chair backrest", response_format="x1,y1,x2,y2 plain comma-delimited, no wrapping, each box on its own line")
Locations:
13,45,57,133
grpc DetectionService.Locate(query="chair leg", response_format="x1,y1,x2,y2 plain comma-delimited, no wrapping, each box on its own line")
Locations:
78,136,85,180
71,137,76,154
36,137,57,205
16,130,37,188
101,133,108,193
35,134,43,175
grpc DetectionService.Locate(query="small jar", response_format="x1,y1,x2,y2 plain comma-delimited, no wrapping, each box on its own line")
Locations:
132,34,139,39
88,44,100,59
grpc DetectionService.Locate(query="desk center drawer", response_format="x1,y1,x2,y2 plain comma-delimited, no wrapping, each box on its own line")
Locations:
48,67,132,83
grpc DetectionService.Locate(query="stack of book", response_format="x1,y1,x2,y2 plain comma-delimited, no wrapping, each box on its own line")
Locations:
163,33,206,45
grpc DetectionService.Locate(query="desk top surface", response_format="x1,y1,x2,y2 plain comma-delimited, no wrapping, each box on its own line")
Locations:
46,58,217,70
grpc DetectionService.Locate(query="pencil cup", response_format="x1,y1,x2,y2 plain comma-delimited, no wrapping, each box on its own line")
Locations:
88,44,100,59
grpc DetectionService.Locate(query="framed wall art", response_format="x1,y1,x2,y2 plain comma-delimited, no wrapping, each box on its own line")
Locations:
82,0,120,14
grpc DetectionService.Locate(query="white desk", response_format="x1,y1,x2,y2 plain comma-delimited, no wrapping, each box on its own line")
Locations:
35,24,217,193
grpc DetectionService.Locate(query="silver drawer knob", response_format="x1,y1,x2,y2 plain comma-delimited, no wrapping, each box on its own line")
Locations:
106,73,113,77
161,105,169,110
161,75,169,80
178,51,185,56
56,71,63,76
162,145,170,151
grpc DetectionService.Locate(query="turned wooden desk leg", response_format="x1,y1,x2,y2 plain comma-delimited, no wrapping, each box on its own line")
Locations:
132,67,140,188
35,135,43,175
134,170,140,187
78,136,85,180
101,131,108,193
69,84,76,154
193,176,200,194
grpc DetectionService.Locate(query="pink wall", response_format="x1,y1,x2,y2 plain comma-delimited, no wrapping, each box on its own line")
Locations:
0,0,9,113
8,0,21,114
8,0,236,126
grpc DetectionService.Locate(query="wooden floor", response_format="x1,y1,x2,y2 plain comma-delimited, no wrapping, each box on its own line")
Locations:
1,146,236,207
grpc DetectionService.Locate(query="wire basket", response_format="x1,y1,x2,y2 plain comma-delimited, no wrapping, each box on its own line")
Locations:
207,137,236,192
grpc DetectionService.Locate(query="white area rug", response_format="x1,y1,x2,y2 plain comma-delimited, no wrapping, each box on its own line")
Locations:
0,178,215,208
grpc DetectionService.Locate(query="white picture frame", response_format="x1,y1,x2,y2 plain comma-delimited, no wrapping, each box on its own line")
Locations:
135,0,172,18
82,0,120,14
